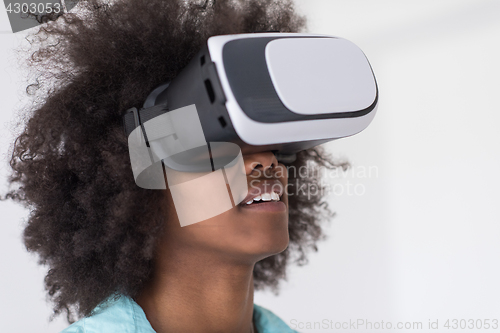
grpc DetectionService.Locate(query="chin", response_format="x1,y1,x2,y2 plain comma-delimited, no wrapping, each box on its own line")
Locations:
175,199,290,264
226,210,290,262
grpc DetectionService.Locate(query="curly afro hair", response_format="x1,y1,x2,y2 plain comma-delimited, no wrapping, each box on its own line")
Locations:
4,0,348,323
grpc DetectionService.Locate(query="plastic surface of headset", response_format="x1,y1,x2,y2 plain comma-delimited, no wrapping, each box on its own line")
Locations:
123,32,378,174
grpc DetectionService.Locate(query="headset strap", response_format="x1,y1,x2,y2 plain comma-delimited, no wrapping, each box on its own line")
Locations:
122,104,169,140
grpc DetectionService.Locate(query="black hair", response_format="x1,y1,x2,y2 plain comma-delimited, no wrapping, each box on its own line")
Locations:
4,0,347,322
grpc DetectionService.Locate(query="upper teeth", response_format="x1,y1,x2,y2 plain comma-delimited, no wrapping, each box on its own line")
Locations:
246,192,280,205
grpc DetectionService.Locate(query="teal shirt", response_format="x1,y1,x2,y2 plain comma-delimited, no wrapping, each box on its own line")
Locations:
60,295,298,333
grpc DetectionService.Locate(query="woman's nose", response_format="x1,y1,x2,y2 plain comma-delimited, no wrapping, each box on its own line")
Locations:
243,151,278,176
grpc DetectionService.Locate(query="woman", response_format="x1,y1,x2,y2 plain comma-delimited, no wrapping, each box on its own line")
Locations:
5,0,345,332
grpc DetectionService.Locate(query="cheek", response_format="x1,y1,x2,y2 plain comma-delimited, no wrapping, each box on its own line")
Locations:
277,164,290,208
161,163,290,255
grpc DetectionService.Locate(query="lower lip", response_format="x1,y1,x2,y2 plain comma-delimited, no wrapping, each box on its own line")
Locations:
239,201,287,212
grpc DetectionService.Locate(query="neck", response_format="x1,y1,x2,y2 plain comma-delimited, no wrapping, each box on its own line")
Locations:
135,244,256,333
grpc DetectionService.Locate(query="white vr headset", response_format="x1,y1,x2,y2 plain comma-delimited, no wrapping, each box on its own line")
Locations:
123,32,378,177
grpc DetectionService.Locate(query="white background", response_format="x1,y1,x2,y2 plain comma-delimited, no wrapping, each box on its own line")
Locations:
1,1,499,332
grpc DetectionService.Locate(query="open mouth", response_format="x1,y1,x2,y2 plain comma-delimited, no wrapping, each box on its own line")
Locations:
243,192,281,205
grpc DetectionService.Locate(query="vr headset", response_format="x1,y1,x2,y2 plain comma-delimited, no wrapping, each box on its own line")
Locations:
123,32,378,180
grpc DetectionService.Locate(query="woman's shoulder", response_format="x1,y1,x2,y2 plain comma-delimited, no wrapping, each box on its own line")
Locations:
253,304,299,333
59,295,155,333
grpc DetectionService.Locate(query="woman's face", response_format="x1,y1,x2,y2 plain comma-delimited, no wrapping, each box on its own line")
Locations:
161,151,289,264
